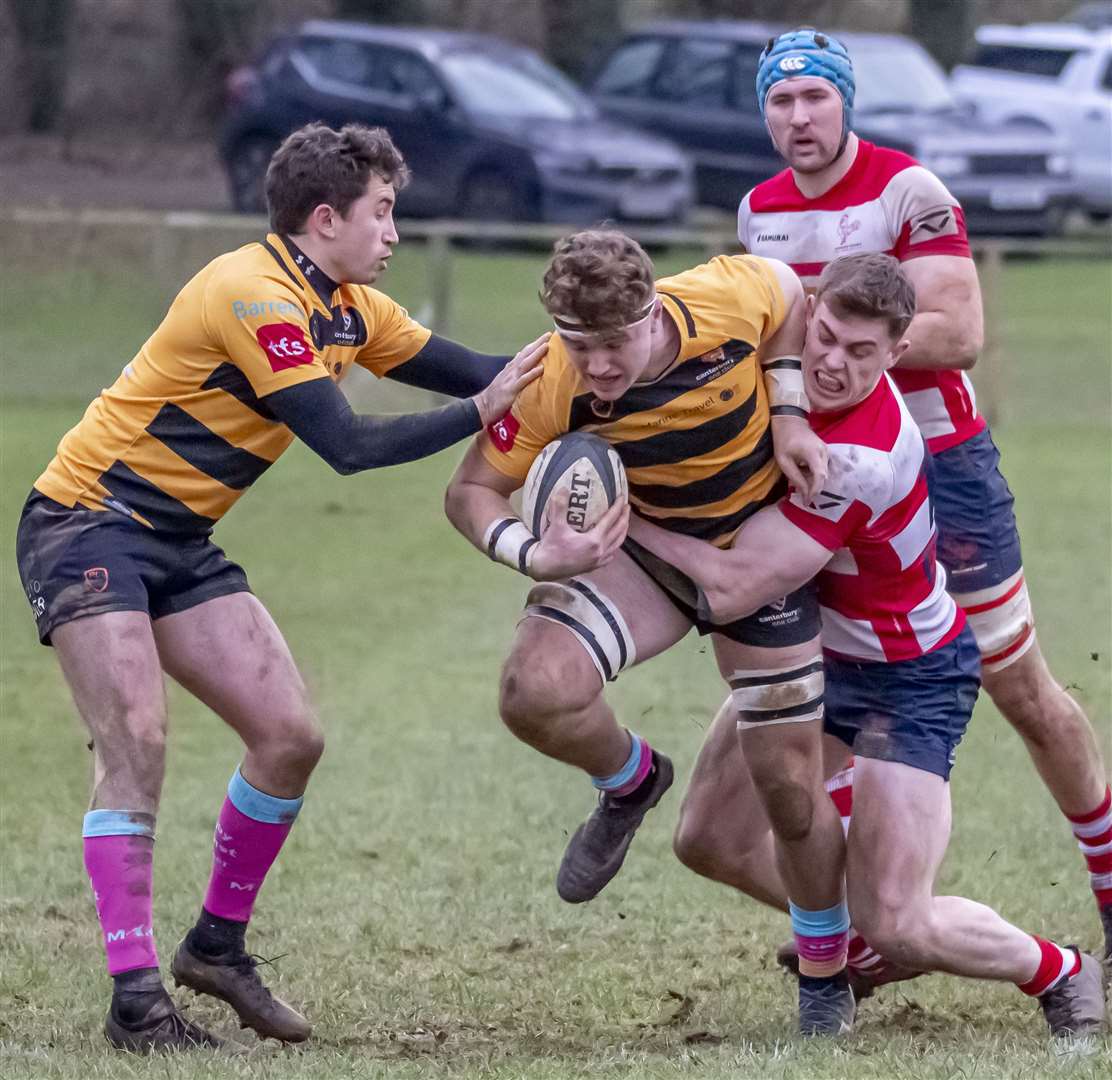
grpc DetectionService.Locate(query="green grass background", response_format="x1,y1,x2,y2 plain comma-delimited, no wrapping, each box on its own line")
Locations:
0,235,1110,1078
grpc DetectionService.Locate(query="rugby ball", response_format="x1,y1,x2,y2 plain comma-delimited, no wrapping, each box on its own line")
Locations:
522,432,627,537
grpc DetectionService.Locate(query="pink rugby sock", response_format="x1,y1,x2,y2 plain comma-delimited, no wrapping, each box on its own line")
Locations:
202,768,301,923
82,824,159,975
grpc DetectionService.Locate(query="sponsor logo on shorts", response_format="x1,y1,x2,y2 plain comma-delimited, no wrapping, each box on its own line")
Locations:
256,322,313,372
756,233,790,243
26,578,45,620
84,567,109,593
758,603,800,625
488,412,520,452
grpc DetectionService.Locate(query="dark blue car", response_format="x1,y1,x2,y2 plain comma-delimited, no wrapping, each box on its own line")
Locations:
220,21,694,225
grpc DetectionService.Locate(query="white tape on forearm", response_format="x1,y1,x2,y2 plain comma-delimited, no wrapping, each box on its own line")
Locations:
483,517,539,574
761,355,810,415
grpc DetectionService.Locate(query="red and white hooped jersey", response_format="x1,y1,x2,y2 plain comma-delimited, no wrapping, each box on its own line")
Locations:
739,140,985,453
780,373,965,662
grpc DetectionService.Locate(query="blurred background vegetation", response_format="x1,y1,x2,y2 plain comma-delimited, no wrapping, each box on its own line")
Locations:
0,0,1089,138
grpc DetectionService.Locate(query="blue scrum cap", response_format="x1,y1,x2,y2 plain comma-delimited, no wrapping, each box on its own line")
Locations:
756,28,855,137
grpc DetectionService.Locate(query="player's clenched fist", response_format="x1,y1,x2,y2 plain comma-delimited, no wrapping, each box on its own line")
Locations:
473,333,549,425
528,489,629,581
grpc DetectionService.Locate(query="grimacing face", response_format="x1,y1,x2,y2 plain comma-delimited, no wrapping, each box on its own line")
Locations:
803,297,907,412
327,175,399,285
764,76,844,174
556,306,660,401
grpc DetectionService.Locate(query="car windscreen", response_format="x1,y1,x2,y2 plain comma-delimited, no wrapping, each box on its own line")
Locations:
969,44,1079,79
850,41,957,113
439,48,594,119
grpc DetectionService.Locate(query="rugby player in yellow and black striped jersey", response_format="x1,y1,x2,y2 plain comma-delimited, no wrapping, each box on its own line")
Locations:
445,229,846,934
33,217,535,534
477,251,788,548
14,123,543,1053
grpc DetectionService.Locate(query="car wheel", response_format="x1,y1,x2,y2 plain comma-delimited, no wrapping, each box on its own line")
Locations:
226,136,278,214
460,169,536,222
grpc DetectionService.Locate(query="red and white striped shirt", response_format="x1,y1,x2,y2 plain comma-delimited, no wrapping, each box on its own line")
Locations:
780,374,964,662
739,140,985,453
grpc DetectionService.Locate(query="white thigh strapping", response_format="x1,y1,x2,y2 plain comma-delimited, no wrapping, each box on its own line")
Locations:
522,579,637,683
727,659,825,730
952,568,1036,673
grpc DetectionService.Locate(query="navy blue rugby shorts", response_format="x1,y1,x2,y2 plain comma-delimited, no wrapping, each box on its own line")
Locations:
823,626,982,781
928,428,1023,594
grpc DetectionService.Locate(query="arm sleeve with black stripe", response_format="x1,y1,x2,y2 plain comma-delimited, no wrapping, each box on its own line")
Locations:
384,334,510,397
261,377,481,475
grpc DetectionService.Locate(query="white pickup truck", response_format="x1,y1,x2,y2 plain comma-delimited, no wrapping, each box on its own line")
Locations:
952,24,1112,220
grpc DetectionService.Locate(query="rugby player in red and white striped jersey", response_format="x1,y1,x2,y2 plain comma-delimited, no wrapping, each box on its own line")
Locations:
628,254,1104,1038
733,28,1110,965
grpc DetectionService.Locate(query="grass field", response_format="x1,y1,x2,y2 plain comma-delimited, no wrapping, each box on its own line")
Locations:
1,239,1110,1079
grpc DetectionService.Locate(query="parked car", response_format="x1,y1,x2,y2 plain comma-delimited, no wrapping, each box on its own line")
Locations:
1068,2,1112,30
220,21,693,225
951,23,1112,220
590,21,1077,234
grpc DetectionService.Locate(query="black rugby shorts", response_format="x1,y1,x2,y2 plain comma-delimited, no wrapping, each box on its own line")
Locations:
16,490,251,645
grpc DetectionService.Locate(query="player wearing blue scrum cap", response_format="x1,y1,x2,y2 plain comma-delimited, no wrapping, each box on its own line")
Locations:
756,27,856,159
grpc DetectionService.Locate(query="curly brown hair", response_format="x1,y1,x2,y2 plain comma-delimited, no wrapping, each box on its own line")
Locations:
815,253,917,339
540,230,656,335
265,123,410,235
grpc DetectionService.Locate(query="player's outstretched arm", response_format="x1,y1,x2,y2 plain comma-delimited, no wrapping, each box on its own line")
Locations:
896,255,983,371
445,441,627,581
626,505,829,622
386,332,550,397
263,341,543,474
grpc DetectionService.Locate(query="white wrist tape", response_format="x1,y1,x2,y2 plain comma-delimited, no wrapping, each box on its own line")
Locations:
761,355,810,418
483,517,539,574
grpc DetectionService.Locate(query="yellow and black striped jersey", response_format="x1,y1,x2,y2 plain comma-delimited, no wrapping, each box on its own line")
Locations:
481,255,786,547
35,234,431,534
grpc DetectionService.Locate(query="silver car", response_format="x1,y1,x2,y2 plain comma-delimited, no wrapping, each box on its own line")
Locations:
952,23,1112,220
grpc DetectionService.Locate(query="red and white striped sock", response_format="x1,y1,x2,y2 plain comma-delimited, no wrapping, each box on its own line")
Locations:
1018,937,1080,996
846,931,884,976
825,759,854,837
1067,785,1112,909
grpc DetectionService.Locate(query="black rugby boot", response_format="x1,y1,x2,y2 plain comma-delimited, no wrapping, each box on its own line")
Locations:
556,751,673,903
172,933,311,1043
105,987,224,1053
1039,950,1106,1037
798,971,856,1037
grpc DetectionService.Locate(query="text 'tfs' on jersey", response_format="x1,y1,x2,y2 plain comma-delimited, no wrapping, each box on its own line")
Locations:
482,255,786,547
34,235,431,534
